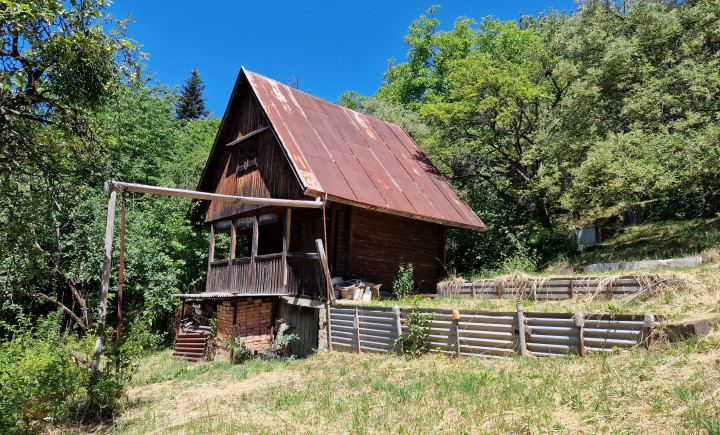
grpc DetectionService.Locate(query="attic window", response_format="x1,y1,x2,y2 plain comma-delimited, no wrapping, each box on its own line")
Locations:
236,137,258,175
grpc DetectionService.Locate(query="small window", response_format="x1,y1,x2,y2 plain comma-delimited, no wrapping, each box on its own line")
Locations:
236,137,258,175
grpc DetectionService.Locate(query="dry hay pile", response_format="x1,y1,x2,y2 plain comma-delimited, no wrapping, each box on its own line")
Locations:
437,277,465,298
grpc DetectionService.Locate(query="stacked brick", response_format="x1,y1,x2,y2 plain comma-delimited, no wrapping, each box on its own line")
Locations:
216,297,274,354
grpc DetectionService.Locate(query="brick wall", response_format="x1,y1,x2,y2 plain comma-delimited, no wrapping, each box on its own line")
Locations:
216,297,274,356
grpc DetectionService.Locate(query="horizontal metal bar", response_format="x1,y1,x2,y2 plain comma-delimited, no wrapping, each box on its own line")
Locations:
105,180,324,209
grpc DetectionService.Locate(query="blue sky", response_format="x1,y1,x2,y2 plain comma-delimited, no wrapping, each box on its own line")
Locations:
109,1,576,116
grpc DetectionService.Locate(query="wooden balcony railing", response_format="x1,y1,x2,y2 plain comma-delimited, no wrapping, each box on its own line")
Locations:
206,252,326,298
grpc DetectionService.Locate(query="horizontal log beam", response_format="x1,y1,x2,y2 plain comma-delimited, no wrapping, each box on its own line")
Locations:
104,180,324,209
225,126,269,147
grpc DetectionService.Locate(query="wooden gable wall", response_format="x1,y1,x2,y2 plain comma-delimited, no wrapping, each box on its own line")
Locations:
205,81,304,223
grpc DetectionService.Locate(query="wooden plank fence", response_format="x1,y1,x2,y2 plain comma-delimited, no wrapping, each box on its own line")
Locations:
436,276,659,300
329,305,660,359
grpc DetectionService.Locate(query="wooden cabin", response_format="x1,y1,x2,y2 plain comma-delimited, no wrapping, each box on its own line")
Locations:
173,68,485,361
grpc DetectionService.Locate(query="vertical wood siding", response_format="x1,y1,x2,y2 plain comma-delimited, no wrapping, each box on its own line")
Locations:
205,88,303,223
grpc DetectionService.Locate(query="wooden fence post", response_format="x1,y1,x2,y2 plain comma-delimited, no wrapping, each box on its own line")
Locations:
575,312,586,357
326,302,333,351
393,304,403,354
516,300,527,357
354,306,361,354
643,313,656,347
92,189,117,374
453,310,461,358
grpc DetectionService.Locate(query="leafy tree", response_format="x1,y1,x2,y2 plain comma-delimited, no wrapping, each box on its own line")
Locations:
0,0,139,331
175,68,209,119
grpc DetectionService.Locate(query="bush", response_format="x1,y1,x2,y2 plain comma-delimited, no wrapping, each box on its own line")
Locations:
0,310,158,431
394,296,435,358
392,260,414,299
0,311,89,432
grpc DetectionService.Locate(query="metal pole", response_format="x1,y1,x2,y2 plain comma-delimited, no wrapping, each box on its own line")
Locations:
92,189,117,374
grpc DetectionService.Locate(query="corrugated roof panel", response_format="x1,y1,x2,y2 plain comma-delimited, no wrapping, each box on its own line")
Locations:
302,108,352,154
366,116,397,139
319,100,368,146
304,155,356,200
347,111,387,149
369,145,413,181
395,178,444,220
430,175,483,225
412,175,466,223
243,68,485,230
280,112,334,162
379,187,417,214
329,150,387,207
291,89,324,113
345,141,400,192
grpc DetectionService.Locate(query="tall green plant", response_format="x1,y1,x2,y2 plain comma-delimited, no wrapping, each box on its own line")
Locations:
392,261,414,299
394,296,435,358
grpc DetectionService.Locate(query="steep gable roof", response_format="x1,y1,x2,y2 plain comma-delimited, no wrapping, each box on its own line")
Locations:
198,68,486,231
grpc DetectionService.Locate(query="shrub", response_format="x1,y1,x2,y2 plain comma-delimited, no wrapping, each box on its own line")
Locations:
394,296,435,358
392,260,414,299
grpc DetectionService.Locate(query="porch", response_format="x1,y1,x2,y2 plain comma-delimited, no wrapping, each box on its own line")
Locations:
204,207,331,300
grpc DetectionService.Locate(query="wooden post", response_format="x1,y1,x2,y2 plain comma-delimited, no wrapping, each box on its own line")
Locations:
516,300,527,357
393,304,403,354
230,217,237,259
326,301,333,351
91,189,117,374
328,206,337,275
207,223,215,291
497,282,503,298
315,239,335,303
354,306,361,354
643,313,656,348
282,208,291,290
250,210,259,289
453,310,461,358
117,194,126,342
575,312,586,357
569,278,575,299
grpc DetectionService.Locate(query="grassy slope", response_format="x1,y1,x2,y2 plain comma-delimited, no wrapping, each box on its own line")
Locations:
112,336,720,434
571,217,720,266
106,218,720,434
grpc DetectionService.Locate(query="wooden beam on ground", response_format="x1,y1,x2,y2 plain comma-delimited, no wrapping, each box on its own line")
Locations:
92,190,117,374
105,180,323,209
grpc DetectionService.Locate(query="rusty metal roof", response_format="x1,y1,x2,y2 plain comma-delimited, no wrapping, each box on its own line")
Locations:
243,68,486,231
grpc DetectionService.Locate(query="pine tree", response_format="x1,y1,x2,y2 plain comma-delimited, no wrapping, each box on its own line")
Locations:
176,68,210,119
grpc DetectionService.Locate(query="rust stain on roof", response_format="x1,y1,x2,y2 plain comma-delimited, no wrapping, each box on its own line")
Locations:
243,67,486,231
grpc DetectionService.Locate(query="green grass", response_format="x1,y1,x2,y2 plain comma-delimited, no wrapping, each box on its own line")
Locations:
571,217,720,266
112,331,720,434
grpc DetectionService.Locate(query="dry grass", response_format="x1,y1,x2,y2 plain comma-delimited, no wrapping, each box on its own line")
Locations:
389,264,720,321
108,330,720,434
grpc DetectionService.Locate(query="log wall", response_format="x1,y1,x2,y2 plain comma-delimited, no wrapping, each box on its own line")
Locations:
348,208,445,292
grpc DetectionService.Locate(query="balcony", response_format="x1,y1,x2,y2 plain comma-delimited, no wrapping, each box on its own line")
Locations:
206,252,327,298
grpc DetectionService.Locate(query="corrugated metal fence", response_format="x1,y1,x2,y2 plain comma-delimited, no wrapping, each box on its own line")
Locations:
330,305,660,359
437,276,657,300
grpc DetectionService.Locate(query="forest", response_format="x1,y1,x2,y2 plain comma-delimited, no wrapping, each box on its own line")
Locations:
1,0,719,430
